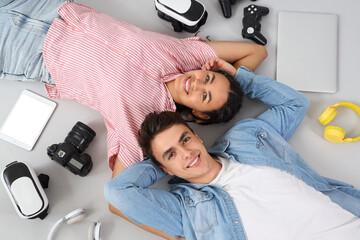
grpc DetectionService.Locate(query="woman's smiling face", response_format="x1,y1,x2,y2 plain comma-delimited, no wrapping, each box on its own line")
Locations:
167,70,230,113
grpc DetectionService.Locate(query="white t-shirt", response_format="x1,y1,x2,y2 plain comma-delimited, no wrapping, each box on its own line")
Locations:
210,157,360,240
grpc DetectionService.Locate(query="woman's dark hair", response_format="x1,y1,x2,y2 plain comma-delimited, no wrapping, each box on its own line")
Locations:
176,70,244,125
138,111,192,167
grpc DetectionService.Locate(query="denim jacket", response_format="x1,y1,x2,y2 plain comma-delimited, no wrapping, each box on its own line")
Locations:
104,67,360,240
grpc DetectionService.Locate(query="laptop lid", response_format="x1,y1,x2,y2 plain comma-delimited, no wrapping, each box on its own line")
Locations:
276,12,338,93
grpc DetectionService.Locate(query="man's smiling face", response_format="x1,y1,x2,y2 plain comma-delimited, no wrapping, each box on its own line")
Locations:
150,123,220,183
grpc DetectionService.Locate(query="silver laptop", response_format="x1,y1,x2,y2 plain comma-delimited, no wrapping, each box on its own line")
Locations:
276,12,338,93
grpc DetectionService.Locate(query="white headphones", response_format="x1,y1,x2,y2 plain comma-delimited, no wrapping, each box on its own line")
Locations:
47,208,102,240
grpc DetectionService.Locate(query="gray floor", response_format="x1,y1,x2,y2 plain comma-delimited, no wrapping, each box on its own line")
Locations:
1,0,359,239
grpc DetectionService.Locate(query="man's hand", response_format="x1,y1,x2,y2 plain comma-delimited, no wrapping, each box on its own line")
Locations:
201,58,237,77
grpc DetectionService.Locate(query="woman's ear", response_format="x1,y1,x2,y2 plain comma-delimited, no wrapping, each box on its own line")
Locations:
191,110,210,120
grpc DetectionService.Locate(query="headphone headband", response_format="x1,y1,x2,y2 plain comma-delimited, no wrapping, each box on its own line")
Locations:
47,208,101,240
334,102,360,115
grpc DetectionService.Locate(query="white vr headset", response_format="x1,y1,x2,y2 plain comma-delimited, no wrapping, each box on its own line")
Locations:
155,0,208,32
1,162,101,239
1,161,49,220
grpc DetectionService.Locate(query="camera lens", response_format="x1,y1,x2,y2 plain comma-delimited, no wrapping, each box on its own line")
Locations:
65,122,96,153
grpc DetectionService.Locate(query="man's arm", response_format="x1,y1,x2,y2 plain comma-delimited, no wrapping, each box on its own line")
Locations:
235,67,309,140
110,158,184,240
105,159,185,239
108,204,184,240
200,58,307,138
111,157,126,179
205,41,267,71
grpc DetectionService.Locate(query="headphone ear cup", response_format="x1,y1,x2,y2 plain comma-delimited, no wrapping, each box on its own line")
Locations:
88,222,95,240
318,106,338,126
65,208,86,224
66,213,86,224
47,209,86,240
88,221,102,240
324,126,346,143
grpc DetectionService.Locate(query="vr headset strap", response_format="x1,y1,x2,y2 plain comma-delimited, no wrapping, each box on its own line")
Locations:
38,207,49,220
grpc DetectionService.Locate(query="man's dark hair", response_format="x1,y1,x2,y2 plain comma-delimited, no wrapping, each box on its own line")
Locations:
176,70,244,125
138,111,192,167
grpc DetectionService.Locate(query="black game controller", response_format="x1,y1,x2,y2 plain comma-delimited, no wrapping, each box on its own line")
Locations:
218,0,237,18
242,4,269,45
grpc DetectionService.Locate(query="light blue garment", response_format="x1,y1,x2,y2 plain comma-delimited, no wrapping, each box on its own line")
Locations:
104,67,360,240
0,0,69,83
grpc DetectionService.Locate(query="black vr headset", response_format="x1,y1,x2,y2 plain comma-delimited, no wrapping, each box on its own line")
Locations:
155,0,208,33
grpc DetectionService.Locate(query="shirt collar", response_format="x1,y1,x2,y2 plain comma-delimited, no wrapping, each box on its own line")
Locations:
208,139,230,156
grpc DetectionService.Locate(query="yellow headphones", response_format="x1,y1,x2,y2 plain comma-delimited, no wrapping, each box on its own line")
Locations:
318,102,360,143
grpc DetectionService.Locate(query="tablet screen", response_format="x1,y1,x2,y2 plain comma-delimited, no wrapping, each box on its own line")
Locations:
0,90,56,150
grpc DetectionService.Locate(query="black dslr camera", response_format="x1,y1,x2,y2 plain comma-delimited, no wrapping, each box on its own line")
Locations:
47,122,96,177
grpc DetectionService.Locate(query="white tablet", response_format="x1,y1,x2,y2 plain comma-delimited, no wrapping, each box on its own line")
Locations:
276,12,338,93
0,90,56,151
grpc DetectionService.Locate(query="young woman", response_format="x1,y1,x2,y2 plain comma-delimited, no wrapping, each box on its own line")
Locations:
0,0,267,176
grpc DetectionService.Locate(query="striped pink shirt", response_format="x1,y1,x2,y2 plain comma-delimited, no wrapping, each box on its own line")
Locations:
42,3,217,169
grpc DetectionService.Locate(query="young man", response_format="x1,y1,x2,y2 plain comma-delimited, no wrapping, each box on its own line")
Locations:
105,61,360,239
0,0,267,173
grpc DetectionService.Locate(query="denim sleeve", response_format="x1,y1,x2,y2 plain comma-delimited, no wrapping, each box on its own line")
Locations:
235,67,309,141
0,0,13,7
104,159,185,238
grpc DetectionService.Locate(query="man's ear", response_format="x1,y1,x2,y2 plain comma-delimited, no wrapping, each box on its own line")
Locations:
191,110,210,123
159,166,174,176
194,133,204,143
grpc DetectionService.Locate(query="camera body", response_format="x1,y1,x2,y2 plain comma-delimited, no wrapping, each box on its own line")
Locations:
47,122,95,177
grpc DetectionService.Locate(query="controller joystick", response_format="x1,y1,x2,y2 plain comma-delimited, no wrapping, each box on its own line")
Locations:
241,4,269,45
218,0,237,18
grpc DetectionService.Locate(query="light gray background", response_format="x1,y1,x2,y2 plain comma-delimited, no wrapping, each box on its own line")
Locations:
1,0,359,239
